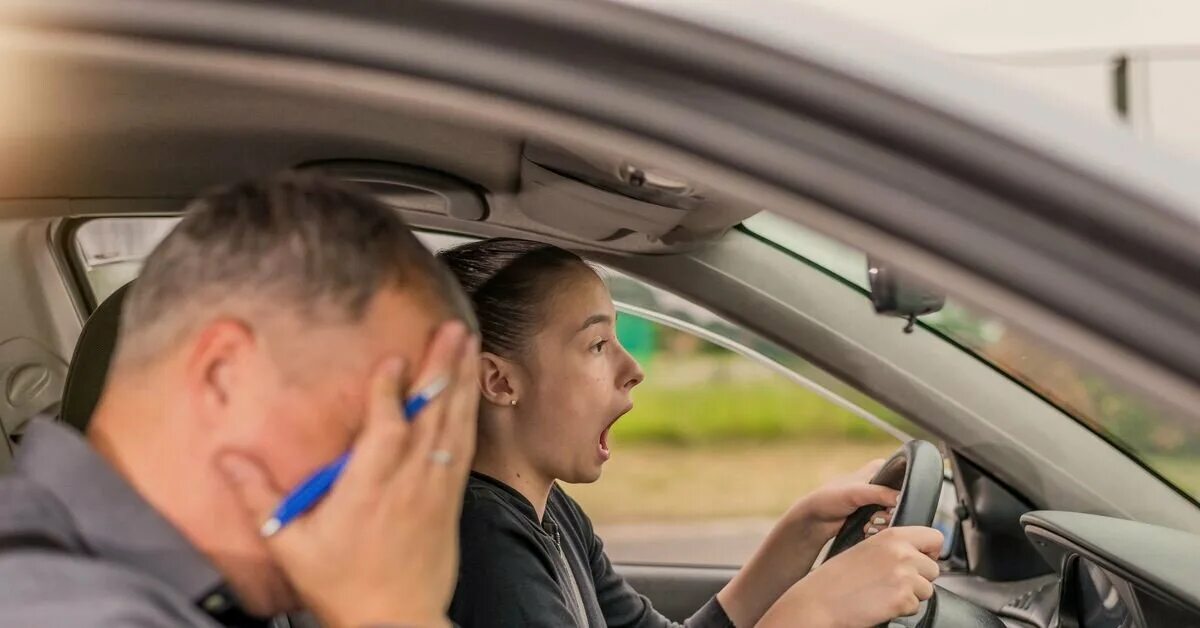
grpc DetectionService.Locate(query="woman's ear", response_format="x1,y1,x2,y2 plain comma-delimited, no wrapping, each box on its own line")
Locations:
479,351,520,407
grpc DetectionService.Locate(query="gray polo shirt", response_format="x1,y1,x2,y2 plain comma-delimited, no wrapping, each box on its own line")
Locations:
0,419,266,627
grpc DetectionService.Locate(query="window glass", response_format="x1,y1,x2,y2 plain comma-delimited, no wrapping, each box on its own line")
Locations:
566,310,907,566
744,212,1200,501
555,265,930,566
72,217,181,304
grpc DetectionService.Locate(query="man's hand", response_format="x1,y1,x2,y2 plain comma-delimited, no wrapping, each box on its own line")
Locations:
757,526,944,628
219,321,479,627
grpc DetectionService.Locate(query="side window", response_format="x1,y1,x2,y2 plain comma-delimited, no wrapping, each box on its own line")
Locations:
563,272,923,568
71,217,180,306
70,219,462,310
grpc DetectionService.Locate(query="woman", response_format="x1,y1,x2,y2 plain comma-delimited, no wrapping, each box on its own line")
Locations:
440,238,942,628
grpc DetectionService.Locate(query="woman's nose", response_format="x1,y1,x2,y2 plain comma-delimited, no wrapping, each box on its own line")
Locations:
622,352,645,391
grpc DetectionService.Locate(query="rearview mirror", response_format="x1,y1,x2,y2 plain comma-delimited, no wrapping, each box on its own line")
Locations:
867,258,945,332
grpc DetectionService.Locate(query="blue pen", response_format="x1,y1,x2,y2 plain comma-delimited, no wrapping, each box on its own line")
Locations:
259,376,450,538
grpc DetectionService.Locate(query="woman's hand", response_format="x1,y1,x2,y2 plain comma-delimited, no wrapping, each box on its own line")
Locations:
715,459,903,628
757,526,944,628
782,459,899,541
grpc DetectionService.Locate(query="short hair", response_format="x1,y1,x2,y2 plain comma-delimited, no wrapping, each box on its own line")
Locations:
437,238,593,358
115,171,473,366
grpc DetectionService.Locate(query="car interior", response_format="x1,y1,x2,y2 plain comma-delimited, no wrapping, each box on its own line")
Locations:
2,5,1200,627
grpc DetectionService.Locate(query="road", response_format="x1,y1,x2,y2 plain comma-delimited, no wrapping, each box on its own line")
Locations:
596,518,775,567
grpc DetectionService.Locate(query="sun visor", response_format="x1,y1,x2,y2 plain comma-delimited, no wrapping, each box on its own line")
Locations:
518,158,691,241
518,142,758,243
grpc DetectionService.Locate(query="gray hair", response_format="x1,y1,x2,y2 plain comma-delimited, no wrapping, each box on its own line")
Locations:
114,171,473,367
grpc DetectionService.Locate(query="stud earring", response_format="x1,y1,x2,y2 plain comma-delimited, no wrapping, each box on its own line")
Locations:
510,399,518,406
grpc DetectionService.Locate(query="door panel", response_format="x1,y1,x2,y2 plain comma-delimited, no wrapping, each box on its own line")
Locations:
615,564,735,622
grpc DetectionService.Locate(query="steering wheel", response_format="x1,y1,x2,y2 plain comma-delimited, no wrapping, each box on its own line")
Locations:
822,440,944,627
817,440,1008,628
826,439,944,559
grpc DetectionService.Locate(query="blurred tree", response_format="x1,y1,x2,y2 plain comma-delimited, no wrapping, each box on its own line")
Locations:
616,313,658,364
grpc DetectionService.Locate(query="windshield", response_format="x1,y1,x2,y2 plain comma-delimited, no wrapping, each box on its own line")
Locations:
744,212,1200,501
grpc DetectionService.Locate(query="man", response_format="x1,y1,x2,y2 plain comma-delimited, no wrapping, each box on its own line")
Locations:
0,172,481,627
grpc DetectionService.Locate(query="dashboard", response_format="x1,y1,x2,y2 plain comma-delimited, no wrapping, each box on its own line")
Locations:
1021,511,1200,628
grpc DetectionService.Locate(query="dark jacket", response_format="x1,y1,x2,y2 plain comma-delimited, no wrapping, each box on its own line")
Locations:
450,472,734,628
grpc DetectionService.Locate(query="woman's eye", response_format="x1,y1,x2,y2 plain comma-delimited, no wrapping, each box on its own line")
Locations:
591,340,608,353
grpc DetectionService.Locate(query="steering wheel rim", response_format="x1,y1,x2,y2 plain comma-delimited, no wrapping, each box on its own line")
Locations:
825,439,944,560
822,440,944,628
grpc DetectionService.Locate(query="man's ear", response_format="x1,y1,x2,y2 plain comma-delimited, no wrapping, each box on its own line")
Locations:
184,318,258,418
479,351,519,407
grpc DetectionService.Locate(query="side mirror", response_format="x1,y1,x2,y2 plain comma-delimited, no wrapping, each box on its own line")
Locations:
933,476,961,562
867,258,945,332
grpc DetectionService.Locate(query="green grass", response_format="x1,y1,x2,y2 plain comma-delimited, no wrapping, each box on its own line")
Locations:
613,376,896,445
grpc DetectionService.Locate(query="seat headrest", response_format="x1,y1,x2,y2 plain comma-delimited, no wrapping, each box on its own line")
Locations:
60,282,132,432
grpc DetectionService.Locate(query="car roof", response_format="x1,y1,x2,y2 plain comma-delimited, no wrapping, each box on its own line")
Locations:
791,0,1200,54
612,0,1200,226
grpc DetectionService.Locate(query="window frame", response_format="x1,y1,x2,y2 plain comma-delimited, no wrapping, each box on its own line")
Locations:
55,214,184,315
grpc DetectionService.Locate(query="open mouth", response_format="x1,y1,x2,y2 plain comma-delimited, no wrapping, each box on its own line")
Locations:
599,404,633,459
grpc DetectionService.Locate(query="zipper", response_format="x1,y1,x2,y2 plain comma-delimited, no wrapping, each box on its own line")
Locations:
544,514,589,628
